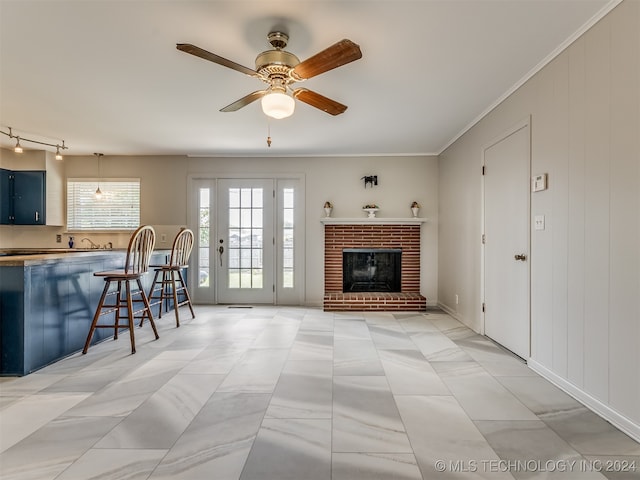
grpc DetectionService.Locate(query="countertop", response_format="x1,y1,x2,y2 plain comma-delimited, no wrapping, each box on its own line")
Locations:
0,248,169,266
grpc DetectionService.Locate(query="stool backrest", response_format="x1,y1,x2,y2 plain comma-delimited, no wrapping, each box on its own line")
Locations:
125,225,156,274
170,228,194,267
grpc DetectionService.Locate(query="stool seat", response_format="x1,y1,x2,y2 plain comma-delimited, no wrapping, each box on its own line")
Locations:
94,270,144,278
83,225,159,354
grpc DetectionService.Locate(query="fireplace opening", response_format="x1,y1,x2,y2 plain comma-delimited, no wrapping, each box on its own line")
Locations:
343,248,401,292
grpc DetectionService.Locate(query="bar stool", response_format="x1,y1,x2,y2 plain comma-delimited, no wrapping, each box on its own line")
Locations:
147,228,196,327
82,225,159,354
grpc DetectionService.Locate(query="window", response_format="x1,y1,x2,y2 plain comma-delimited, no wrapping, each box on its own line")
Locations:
67,179,140,231
282,187,294,288
198,187,211,287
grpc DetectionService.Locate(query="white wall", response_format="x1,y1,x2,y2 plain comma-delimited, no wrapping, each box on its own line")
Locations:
186,155,439,306
1,152,438,307
438,0,639,439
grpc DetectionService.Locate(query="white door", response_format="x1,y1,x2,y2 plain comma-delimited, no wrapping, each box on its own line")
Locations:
217,179,275,304
483,122,530,359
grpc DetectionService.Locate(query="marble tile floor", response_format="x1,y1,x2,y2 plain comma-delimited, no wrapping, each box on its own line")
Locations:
1,306,639,479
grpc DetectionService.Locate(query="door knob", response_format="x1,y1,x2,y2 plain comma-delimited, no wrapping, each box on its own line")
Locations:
218,238,224,266
514,253,527,261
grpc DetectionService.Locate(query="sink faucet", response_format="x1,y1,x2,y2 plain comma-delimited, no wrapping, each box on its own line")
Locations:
106,242,113,249
81,237,99,249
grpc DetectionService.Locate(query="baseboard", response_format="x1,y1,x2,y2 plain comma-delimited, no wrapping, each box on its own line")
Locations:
437,301,460,321
528,359,640,443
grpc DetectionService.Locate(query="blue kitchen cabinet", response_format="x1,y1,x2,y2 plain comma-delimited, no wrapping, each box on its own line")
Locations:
13,171,46,225
0,168,11,224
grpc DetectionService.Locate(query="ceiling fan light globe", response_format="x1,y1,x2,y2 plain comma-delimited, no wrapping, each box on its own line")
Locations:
261,91,295,119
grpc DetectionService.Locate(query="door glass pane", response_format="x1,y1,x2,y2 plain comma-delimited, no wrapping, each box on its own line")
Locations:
241,208,251,227
228,249,240,269
241,189,252,207
229,188,240,208
229,209,240,228
282,187,294,288
228,187,264,289
199,187,211,287
229,229,240,248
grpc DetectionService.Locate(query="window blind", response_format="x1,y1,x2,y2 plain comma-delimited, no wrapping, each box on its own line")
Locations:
67,179,140,230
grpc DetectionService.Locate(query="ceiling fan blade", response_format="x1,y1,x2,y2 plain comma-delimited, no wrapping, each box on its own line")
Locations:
292,88,348,116
220,90,268,112
176,43,258,78
292,39,362,80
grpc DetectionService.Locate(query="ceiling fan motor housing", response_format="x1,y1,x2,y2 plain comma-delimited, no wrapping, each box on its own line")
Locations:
255,50,300,80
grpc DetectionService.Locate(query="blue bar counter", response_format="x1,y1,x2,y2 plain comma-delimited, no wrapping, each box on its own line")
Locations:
0,249,169,376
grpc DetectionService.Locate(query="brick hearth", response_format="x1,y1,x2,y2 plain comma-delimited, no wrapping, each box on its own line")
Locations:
323,223,426,311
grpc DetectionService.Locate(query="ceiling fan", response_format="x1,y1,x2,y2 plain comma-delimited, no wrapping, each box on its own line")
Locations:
176,31,362,119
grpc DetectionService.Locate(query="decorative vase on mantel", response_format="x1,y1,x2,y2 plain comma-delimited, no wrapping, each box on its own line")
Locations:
324,201,333,217
363,204,379,218
411,202,420,218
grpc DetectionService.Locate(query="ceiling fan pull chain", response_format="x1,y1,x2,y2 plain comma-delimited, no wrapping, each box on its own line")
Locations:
267,122,272,147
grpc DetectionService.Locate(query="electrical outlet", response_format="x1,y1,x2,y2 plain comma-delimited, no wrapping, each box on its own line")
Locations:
160,234,167,242
56,234,62,243
455,294,459,305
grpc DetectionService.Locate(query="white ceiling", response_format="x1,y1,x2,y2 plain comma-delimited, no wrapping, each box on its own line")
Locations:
0,0,613,158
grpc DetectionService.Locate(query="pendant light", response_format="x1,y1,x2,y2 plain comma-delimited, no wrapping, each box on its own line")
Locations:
94,153,103,199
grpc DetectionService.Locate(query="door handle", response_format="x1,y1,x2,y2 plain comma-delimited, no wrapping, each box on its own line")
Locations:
514,253,527,261
218,245,224,266
35,211,39,222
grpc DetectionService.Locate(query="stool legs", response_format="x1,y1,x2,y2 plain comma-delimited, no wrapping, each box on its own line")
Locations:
148,267,195,328
83,280,112,354
137,278,159,340
176,269,196,320
83,277,158,355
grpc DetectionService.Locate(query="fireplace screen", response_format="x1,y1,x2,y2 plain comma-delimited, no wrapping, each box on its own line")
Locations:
343,248,401,292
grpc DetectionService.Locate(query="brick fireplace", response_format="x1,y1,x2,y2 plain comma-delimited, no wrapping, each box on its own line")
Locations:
323,221,426,311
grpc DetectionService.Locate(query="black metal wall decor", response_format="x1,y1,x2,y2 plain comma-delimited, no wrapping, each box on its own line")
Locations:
361,175,378,188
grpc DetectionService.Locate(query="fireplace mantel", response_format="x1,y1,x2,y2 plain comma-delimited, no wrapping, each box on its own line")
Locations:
320,217,428,225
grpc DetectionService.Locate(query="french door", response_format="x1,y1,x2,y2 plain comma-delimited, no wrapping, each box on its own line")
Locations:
189,176,304,305
217,179,274,303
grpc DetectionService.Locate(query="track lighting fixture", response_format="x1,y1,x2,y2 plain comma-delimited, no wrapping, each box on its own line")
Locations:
1,126,68,158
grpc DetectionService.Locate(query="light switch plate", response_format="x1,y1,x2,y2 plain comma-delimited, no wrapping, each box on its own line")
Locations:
534,215,545,230
532,174,548,192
